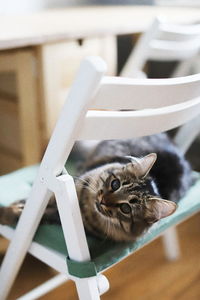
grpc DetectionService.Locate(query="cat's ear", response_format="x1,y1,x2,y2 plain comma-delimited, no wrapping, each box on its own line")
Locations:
126,153,157,178
145,198,177,223
138,153,157,178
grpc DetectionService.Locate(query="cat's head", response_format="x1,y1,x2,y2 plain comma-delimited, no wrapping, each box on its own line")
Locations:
77,153,177,241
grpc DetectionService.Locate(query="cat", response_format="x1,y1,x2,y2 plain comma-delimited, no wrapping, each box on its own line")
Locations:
0,133,193,242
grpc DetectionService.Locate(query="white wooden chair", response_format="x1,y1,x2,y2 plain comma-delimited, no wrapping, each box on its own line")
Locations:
1,56,200,300
120,17,200,78
120,17,200,259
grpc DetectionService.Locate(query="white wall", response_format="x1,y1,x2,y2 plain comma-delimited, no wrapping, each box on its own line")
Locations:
0,0,155,15
0,0,79,15
155,0,200,6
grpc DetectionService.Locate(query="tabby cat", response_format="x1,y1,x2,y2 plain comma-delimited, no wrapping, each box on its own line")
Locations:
0,133,193,242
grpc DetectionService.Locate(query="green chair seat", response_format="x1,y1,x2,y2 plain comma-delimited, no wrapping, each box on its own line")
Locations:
1,165,200,277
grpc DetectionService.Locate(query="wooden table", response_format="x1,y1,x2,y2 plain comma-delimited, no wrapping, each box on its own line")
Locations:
0,6,199,173
0,6,200,49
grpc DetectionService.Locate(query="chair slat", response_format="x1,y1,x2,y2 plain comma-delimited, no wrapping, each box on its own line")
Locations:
149,39,200,60
79,97,200,140
159,23,200,41
91,75,200,110
120,17,200,77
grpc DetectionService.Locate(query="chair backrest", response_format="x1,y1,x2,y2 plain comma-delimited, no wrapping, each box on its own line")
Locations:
40,56,200,178
120,17,200,77
1,57,199,300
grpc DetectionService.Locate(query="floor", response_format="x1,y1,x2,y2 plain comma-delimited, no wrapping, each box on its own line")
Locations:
1,212,199,300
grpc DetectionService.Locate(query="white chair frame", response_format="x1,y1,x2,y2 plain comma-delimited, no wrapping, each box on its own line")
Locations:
1,57,200,300
120,18,200,261
120,17,200,78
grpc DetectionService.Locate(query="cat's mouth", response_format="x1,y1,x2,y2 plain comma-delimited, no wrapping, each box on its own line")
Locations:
95,201,105,215
95,201,114,218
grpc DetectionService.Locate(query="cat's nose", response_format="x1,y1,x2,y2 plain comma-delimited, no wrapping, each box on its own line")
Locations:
100,196,115,207
100,197,107,206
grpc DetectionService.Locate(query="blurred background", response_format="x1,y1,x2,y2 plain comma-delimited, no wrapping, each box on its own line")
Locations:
0,0,200,175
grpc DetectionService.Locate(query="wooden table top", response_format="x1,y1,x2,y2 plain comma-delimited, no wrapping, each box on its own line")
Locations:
0,5,200,50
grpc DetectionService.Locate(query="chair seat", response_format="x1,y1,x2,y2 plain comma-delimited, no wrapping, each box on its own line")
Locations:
1,165,200,276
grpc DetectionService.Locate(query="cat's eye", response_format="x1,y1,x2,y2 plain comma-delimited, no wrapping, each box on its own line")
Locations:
120,203,131,214
111,179,120,191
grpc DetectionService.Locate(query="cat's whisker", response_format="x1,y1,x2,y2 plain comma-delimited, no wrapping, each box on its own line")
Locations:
73,176,97,193
101,218,108,241
100,210,113,242
74,174,98,191
75,183,97,194
119,218,125,233
73,176,96,188
104,219,109,239
76,184,96,195
99,176,106,185
84,174,99,186
80,178,97,192
105,218,112,241
110,221,116,239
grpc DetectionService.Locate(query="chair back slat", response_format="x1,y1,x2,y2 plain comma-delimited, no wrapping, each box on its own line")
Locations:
159,23,200,42
79,96,200,140
149,39,200,60
91,75,200,110
120,17,200,77
150,21,200,60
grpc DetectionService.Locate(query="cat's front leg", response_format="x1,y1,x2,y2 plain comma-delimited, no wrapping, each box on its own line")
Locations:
0,200,25,225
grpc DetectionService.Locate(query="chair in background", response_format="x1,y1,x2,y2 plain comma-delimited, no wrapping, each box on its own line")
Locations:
120,17,200,79
120,18,200,259
1,57,200,299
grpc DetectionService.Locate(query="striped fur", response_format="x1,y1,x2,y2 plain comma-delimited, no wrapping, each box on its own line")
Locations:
1,133,193,242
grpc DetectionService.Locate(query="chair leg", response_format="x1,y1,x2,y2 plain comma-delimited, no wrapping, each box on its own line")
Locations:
174,115,200,154
75,276,101,300
171,59,193,78
75,274,109,300
0,178,52,300
162,227,180,261
53,175,110,300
